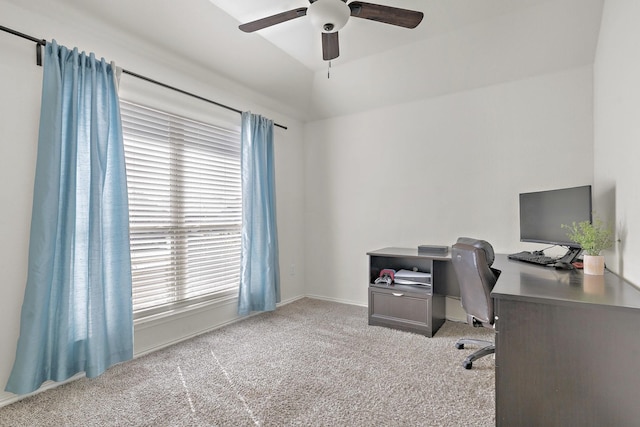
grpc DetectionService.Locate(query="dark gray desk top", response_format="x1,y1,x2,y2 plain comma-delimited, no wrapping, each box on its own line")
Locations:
491,254,640,311
367,247,452,261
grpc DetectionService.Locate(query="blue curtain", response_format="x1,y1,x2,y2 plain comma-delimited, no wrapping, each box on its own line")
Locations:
238,112,280,316
5,41,133,395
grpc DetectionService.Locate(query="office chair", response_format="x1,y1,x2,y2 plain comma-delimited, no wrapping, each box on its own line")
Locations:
451,237,501,369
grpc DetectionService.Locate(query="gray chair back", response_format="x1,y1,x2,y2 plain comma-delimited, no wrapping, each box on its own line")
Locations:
452,238,500,328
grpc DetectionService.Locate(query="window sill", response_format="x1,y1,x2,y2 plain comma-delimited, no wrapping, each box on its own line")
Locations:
134,289,238,327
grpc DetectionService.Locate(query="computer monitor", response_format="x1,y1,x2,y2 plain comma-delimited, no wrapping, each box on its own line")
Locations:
519,185,592,262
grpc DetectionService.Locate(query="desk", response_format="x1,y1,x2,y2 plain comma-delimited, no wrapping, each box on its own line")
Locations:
491,254,640,426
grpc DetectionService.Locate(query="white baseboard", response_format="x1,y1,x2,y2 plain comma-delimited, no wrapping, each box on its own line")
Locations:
445,296,467,323
0,373,85,409
305,294,467,323
304,294,367,308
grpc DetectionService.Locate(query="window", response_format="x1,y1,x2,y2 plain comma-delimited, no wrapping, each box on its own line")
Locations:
120,100,241,318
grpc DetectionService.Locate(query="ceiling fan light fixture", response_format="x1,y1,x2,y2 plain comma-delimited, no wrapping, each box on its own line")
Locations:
308,0,350,33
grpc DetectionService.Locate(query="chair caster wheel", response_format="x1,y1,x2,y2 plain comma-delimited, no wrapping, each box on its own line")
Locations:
463,361,473,369
455,342,464,350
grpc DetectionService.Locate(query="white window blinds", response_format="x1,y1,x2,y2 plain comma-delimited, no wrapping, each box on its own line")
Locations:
120,100,242,317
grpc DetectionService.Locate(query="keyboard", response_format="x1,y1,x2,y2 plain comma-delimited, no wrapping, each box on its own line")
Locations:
508,251,557,265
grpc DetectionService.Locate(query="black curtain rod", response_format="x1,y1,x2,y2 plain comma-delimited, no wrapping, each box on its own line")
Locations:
0,24,287,130
0,24,46,65
120,69,287,130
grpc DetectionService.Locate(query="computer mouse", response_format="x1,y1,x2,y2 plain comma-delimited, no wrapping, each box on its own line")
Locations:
552,262,574,270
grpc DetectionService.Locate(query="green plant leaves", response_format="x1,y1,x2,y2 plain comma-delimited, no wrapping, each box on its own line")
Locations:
562,217,614,256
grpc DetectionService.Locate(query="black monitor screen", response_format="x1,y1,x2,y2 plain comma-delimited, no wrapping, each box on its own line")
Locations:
519,185,592,248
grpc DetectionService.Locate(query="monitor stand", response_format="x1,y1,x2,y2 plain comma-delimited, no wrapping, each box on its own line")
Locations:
557,247,582,264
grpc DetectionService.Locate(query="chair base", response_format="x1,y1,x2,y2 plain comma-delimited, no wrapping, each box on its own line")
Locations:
455,338,495,369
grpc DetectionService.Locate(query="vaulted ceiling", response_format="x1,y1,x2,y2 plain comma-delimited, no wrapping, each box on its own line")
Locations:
210,0,553,71
3,0,604,121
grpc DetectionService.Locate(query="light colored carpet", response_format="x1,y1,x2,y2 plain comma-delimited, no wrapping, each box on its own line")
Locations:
0,298,495,426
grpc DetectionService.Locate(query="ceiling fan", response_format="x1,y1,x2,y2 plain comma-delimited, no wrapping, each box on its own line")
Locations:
239,0,424,61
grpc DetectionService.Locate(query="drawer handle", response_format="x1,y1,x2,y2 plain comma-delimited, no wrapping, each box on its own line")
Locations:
392,292,404,297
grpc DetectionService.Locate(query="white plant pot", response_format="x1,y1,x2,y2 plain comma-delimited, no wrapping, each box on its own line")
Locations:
583,255,605,275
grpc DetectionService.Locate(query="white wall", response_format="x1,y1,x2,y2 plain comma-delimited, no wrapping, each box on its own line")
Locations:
304,66,594,305
594,0,640,285
0,1,305,404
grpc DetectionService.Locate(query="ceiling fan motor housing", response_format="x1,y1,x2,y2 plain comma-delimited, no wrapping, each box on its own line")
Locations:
308,0,350,33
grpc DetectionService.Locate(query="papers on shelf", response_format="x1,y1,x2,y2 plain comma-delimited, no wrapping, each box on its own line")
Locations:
394,279,431,285
394,269,431,285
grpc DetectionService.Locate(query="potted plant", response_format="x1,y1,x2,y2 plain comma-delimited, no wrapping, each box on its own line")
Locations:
562,216,614,275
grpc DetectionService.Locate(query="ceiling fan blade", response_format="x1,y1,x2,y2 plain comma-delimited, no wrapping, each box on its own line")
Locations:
239,8,308,33
349,1,423,29
322,32,340,61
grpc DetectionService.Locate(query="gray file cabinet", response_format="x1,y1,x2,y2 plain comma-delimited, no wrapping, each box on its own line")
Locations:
367,247,455,337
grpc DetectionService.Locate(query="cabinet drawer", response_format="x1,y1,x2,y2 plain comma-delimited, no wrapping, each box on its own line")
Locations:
369,288,430,327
